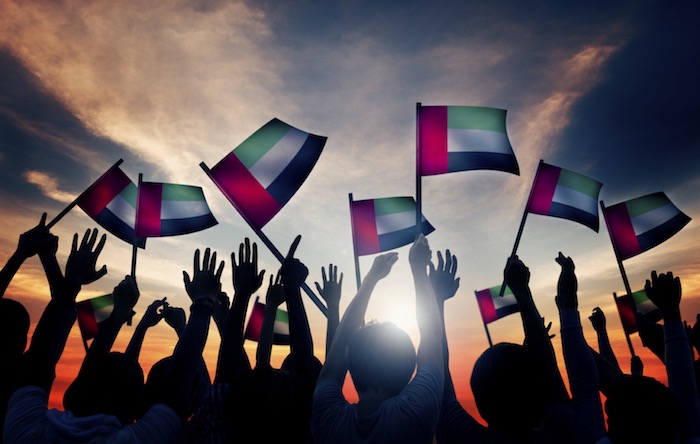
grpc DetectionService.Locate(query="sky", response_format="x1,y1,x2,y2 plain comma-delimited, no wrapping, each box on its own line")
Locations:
1,0,699,421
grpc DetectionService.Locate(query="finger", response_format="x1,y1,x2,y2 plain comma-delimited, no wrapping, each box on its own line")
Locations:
445,249,452,272
321,266,327,284
194,249,201,274
95,265,108,280
39,212,47,227
315,282,322,294
454,277,460,289
88,228,99,250
429,261,436,275
80,229,90,249
287,235,301,259
216,260,225,279
276,271,282,285
651,270,658,284
244,237,251,263
231,251,237,268
451,255,458,275
332,265,338,282
269,274,273,287
252,242,258,267
183,271,191,286
437,250,444,271
339,272,344,287
203,248,211,272
238,242,244,266
94,234,107,257
71,233,78,253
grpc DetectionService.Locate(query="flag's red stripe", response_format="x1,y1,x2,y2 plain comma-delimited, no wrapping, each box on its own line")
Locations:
351,200,380,256
604,203,641,260
244,301,266,341
77,167,131,217
419,106,448,176
527,163,560,215
615,295,638,334
136,182,163,237
76,301,99,340
209,152,282,229
475,289,497,324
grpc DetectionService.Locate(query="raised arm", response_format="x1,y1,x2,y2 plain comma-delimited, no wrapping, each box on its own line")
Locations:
19,229,107,392
505,255,569,403
315,264,343,356
215,238,264,384
125,298,168,362
164,248,222,417
88,275,139,354
645,270,700,441
317,252,398,387
556,253,607,444
256,272,284,369
588,307,621,372
280,236,314,367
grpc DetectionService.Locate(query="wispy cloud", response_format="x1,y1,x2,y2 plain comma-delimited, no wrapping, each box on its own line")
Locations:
23,170,78,204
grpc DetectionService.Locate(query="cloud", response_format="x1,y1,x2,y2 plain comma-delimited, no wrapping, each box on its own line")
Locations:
23,170,77,204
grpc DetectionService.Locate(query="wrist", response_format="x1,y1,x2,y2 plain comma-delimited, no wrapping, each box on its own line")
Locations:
191,297,215,313
660,307,681,321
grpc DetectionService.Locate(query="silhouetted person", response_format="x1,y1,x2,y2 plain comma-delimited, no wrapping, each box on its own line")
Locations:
312,234,444,443
315,263,343,356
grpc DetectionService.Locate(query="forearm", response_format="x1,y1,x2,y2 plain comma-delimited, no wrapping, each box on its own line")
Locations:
413,265,443,371
664,319,700,439
256,304,277,368
325,302,340,356
285,285,313,360
215,293,252,382
595,329,621,372
89,314,124,354
38,251,63,300
0,252,25,297
125,324,149,362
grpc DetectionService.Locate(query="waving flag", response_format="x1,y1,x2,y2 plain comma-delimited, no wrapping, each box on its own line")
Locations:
475,285,519,325
76,163,145,247
76,294,113,341
630,289,662,322
419,105,519,176
136,182,217,237
350,197,434,256
203,118,326,229
602,192,690,260
244,298,290,345
615,289,662,335
526,162,603,231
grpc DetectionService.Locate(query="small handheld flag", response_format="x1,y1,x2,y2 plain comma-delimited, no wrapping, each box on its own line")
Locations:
135,182,217,238
475,285,519,347
76,294,114,341
244,299,291,345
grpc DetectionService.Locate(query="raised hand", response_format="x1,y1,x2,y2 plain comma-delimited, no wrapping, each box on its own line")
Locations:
429,249,460,303
212,291,231,335
315,264,343,308
184,248,225,308
409,233,431,271
231,238,265,297
16,213,52,259
280,235,308,289
266,271,285,308
164,306,187,335
645,270,682,321
367,252,399,281
555,252,577,310
111,275,140,323
589,307,606,333
142,297,168,328
504,255,530,295
64,228,107,290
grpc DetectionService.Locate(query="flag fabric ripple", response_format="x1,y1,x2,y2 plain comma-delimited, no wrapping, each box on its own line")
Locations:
475,285,519,325
244,299,290,345
526,162,603,232
76,294,113,341
602,192,690,260
76,164,145,248
206,118,327,229
350,196,435,256
136,182,217,237
419,105,519,176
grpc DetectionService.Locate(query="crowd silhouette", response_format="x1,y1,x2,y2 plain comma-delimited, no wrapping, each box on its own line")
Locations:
1,215,700,443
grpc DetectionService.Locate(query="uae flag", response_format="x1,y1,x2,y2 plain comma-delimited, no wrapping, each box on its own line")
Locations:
135,182,217,237
76,294,113,341
630,289,662,322
602,192,690,260
475,285,519,325
526,162,603,231
76,163,145,248
615,293,639,335
350,197,434,256
244,299,290,345
419,105,519,176
204,118,326,229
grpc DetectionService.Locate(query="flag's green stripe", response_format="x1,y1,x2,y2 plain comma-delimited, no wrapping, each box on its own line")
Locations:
447,106,507,133
234,119,291,169
374,197,416,216
275,309,289,323
162,184,205,201
626,192,669,218
631,289,649,305
489,285,512,297
119,183,138,207
557,169,601,199
90,295,113,310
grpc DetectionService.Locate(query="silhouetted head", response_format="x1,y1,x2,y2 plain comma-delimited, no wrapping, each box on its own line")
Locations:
64,352,145,424
144,356,171,409
605,375,679,444
348,322,416,397
471,343,548,433
0,298,30,360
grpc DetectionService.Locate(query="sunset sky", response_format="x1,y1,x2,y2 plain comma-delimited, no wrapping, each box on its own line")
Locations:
1,0,699,420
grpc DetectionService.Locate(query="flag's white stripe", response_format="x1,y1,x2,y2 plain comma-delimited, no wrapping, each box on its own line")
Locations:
160,200,211,220
376,211,426,236
249,127,308,189
552,185,597,215
631,202,679,236
447,128,510,154
635,299,658,316
273,319,290,335
93,305,113,323
493,293,518,310
106,193,136,229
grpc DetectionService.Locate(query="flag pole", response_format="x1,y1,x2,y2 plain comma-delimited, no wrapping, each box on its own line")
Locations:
498,159,542,297
416,102,422,239
47,159,125,229
200,162,327,317
612,292,636,357
483,321,494,347
348,193,362,291
81,335,89,353
125,173,144,327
